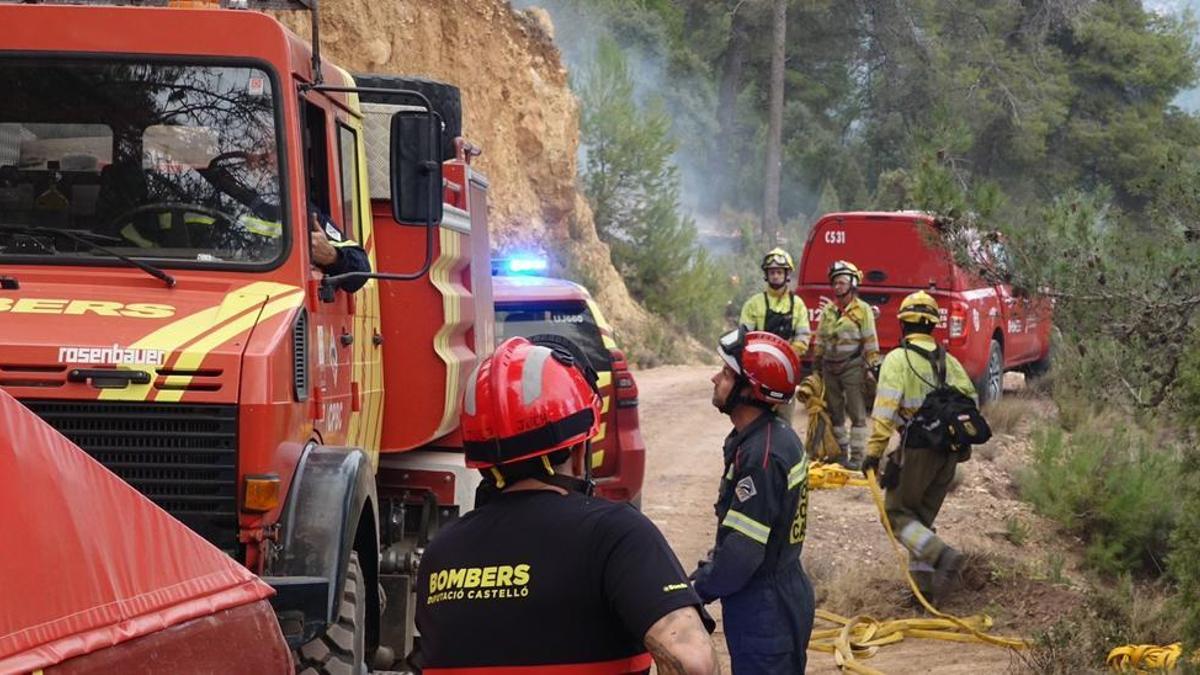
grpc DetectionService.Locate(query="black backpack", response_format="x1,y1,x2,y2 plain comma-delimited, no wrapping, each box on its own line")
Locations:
901,343,992,458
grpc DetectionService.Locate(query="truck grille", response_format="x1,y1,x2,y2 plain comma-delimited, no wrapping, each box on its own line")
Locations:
21,400,239,553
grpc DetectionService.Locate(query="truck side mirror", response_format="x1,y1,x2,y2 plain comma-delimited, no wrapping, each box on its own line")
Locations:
390,109,443,226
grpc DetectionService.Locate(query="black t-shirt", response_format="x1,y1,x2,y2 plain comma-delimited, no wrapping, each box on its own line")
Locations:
415,489,706,673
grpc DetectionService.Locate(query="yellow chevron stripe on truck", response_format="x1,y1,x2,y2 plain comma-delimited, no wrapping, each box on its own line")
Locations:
99,282,302,402
153,287,305,403
333,87,385,461
590,371,613,468
429,226,469,440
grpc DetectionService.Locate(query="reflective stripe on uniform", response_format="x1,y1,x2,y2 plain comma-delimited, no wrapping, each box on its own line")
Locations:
239,214,282,237
120,223,155,248
722,510,771,544
157,212,215,229
787,458,809,489
875,386,903,403
899,521,937,558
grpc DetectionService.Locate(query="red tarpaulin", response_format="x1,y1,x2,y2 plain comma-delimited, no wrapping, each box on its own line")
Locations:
0,389,276,673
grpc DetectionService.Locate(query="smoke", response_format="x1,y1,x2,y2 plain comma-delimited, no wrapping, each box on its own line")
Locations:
510,1,725,226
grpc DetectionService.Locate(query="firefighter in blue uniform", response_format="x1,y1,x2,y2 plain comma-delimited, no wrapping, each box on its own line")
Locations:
692,328,814,674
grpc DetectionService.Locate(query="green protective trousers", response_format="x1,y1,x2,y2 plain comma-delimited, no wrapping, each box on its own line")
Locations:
822,358,868,462
823,358,867,428
884,446,956,579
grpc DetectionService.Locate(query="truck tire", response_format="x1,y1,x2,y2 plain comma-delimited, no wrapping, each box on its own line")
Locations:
1024,351,1051,380
978,339,1004,405
353,73,462,162
297,552,366,675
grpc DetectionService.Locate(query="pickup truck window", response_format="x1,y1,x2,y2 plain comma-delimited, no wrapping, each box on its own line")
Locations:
495,301,614,371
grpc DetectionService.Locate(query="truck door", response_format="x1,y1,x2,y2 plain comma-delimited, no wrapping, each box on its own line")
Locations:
302,96,354,444
991,240,1038,364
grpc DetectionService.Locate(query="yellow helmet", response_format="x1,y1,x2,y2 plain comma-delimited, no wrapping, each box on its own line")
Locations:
761,247,794,271
828,260,862,287
898,291,941,324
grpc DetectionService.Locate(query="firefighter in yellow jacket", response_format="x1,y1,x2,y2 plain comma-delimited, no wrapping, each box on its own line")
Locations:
862,291,976,602
811,260,879,469
739,248,811,425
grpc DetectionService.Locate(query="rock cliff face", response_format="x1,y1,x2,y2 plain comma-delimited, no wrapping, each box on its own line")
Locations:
280,0,699,363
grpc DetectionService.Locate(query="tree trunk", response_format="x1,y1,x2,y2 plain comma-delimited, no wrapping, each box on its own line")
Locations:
716,8,748,210
762,0,787,241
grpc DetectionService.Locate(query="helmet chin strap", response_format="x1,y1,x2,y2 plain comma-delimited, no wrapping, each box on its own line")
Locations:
717,376,754,415
764,271,790,290
543,439,595,497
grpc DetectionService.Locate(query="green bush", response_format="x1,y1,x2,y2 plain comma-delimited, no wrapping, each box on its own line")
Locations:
1170,445,1200,654
1175,342,1200,433
1022,579,1181,674
1019,424,1181,578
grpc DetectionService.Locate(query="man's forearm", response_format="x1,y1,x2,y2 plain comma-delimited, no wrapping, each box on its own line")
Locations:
645,607,719,675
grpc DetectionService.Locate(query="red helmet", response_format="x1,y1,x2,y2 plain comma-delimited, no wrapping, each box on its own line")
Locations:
718,328,800,404
462,336,601,469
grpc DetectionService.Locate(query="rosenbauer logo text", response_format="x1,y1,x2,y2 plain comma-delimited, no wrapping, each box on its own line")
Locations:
59,344,167,367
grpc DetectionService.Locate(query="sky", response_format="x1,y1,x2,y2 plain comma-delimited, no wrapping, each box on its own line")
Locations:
1151,0,1200,111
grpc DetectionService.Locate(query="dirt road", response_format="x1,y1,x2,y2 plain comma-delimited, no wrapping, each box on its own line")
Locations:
637,365,1073,674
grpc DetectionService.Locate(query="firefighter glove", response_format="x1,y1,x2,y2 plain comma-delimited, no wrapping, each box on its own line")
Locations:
861,454,881,480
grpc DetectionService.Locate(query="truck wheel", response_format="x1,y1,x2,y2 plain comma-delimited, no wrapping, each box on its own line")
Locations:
978,339,1004,405
297,552,366,675
1024,352,1051,380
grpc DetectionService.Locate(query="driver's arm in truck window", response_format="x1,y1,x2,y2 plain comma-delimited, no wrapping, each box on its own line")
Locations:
310,208,371,293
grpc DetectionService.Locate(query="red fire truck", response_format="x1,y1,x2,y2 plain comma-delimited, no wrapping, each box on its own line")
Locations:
796,211,1053,403
0,1,492,670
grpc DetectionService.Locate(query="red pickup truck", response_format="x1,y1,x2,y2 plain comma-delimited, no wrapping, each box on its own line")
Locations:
796,211,1052,403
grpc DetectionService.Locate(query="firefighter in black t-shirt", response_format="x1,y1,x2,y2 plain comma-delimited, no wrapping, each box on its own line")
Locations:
692,328,816,674
412,335,717,675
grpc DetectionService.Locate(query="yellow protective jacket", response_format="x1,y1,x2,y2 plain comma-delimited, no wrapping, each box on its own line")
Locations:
866,333,977,459
812,296,879,366
739,287,811,356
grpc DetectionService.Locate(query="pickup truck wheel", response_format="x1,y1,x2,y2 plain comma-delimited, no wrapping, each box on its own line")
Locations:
1024,343,1052,380
978,339,1004,405
297,551,367,675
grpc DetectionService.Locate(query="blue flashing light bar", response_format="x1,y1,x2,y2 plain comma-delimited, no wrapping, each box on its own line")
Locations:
508,256,548,274
492,255,549,276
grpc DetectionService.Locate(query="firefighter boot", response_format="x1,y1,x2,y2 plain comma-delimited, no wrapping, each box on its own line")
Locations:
846,425,868,471
932,546,964,598
833,426,850,467
904,562,937,611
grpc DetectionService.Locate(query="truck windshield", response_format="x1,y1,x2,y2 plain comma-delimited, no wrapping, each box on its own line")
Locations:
0,58,285,266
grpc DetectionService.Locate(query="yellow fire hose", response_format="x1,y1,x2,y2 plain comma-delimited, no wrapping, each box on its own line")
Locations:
805,462,1030,673
1106,643,1182,672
